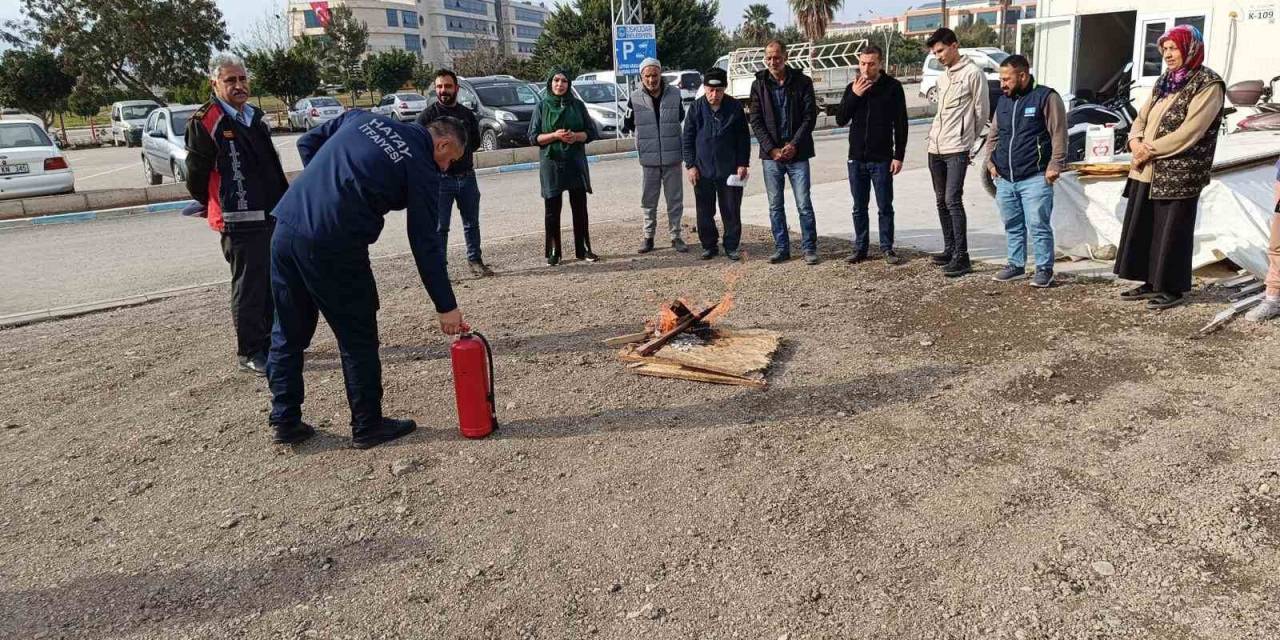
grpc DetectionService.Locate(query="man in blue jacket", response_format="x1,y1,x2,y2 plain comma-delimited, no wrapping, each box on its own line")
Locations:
266,111,468,449
984,54,1067,288
682,68,750,261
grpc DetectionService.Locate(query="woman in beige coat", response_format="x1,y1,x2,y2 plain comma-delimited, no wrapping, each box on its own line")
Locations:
1113,25,1225,310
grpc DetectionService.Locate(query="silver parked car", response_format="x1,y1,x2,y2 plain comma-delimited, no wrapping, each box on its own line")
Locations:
0,118,75,200
140,105,198,185
109,100,160,147
372,93,429,122
573,81,626,139
288,96,344,131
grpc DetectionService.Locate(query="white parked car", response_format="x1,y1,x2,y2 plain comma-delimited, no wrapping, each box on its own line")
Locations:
372,93,429,122
576,70,626,85
662,70,702,106
288,96,344,131
108,100,161,147
919,47,1006,103
0,119,75,200
573,81,627,139
141,105,198,185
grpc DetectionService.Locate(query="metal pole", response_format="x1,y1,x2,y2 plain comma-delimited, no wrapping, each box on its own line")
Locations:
611,0,642,137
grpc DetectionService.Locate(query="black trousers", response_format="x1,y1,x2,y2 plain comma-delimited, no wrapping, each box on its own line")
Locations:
220,222,275,358
267,223,383,430
545,189,592,260
1114,179,1200,294
694,177,743,253
928,152,970,257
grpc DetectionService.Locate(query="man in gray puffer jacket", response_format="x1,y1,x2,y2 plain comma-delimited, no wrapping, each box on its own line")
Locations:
623,57,687,253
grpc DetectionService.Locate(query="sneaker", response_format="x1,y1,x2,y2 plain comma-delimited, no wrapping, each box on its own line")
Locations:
351,417,417,450
846,252,868,264
671,238,689,253
547,254,560,266
699,248,718,260
804,253,820,266
581,251,600,263
991,265,1028,282
1030,269,1054,288
238,353,268,376
725,250,742,261
942,256,972,278
1246,297,1280,322
768,251,791,264
637,238,654,254
467,259,494,277
884,250,905,266
271,421,315,445
930,253,953,266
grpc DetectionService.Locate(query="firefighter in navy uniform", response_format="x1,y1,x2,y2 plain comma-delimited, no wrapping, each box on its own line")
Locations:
185,55,291,376
265,111,469,448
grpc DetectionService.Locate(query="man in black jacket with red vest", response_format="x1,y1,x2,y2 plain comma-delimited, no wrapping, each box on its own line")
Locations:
835,44,908,265
185,54,291,376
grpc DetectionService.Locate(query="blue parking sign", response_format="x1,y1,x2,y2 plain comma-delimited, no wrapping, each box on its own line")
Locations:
614,24,657,75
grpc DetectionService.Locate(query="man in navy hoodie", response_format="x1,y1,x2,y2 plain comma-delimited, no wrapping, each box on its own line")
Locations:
266,111,468,449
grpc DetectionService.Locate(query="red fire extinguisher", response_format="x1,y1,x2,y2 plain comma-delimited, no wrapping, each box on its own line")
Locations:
451,326,497,439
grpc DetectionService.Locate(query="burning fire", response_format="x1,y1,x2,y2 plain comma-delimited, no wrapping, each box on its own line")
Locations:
652,264,746,333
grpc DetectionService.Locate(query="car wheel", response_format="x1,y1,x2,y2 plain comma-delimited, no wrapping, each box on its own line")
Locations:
143,157,161,186
926,86,938,103
481,129,498,152
173,161,187,183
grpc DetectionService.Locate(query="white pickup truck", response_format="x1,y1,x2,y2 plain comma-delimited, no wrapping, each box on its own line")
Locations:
708,39,866,113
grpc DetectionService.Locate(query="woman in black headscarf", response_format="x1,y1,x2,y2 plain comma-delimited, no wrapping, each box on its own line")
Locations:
528,70,600,265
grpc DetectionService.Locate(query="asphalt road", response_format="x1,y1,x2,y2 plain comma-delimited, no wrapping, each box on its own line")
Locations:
63,133,308,192
1,124,937,316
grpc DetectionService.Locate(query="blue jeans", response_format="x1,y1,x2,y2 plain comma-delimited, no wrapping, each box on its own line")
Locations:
995,174,1056,271
439,173,482,262
847,159,895,254
762,159,817,255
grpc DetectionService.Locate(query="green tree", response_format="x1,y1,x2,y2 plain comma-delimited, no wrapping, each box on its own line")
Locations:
66,81,109,141
0,48,76,126
740,4,776,47
788,0,844,42
452,38,521,78
322,5,370,103
1019,25,1036,62
5,0,228,104
955,21,999,48
412,61,438,92
164,76,210,105
532,0,721,78
243,48,322,107
363,49,418,95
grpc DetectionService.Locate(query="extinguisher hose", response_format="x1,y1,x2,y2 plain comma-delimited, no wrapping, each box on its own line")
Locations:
470,331,499,431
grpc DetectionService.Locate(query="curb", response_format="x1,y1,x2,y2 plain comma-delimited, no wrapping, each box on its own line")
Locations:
0,199,193,231
0,280,224,329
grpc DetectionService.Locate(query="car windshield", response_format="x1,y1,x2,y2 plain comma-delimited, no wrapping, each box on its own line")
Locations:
171,110,196,136
0,123,53,149
400,94,427,102
986,51,1009,64
122,105,157,120
311,98,341,107
475,84,539,107
678,73,701,91
576,83,620,104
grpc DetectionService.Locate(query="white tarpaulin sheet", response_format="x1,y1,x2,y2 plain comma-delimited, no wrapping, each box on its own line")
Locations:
1054,131,1280,277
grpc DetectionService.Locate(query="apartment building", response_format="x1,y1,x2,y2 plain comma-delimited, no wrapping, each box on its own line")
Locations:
288,0,549,68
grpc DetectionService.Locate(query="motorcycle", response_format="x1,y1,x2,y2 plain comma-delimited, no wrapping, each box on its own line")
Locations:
1064,63,1136,163
1225,75,1280,133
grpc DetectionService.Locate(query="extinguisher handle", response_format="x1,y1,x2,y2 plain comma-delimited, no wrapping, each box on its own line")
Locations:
458,322,472,335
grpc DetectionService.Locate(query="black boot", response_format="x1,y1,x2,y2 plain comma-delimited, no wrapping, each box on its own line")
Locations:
351,417,417,450
271,421,315,445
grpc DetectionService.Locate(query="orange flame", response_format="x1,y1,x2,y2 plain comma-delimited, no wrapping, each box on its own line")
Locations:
657,298,692,333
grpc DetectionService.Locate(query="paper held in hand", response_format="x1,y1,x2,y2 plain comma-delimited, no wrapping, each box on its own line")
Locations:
726,173,748,187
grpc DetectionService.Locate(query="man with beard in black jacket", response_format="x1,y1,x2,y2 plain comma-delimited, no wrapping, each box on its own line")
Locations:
836,44,908,265
416,69,491,277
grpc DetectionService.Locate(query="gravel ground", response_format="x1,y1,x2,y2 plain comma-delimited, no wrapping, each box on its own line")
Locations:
2,222,1279,640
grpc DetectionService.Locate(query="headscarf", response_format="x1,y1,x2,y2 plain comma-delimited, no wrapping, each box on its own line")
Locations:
540,69,584,160
1154,25,1205,99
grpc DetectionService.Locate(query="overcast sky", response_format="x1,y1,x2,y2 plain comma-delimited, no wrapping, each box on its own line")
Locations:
1,0,919,49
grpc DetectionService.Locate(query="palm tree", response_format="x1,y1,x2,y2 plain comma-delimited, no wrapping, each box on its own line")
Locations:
741,4,776,46
788,0,844,42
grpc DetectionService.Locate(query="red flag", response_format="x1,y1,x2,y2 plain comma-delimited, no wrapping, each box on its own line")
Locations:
310,1,332,26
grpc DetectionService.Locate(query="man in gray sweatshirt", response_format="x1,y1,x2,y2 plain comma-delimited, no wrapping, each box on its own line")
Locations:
925,27,991,278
